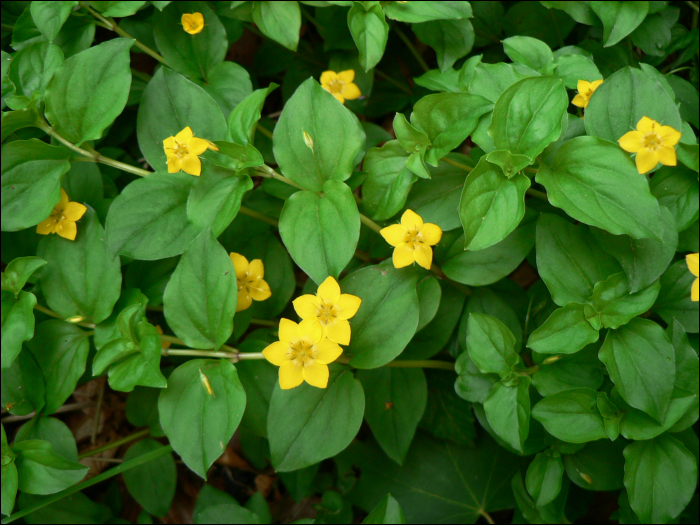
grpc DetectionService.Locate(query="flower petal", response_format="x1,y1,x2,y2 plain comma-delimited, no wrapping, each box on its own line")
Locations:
175,126,194,143
249,279,271,301
300,318,324,344
414,244,433,270
317,276,341,304
236,290,252,312
401,209,424,231
636,116,655,134
692,278,699,302
230,253,249,279
279,362,304,389
635,148,658,174
163,136,177,150
263,341,291,366
340,82,361,101
320,70,338,87
302,361,329,388
571,94,587,108
656,146,677,167
392,244,415,268
248,259,265,280
314,338,343,365
337,70,355,83
279,318,302,343
293,294,321,320
380,224,407,247
658,125,682,146
325,319,351,345
331,92,345,104
421,223,442,245
36,217,56,235
336,294,361,320
167,157,182,173
617,130,644,153
62,202,87,222
576,79,591,95
181,154,202,176
188,137,210,156
57,221,78,241
590,79,604,91
687,253,699,277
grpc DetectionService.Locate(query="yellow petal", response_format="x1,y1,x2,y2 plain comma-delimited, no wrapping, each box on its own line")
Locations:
380,224,407,247
317,276,341,304
656,146,677,167
279,318,302,343
340,82,361,101
293,294,321,320
414,244,433,270
320,70,338,87
163,136,177,150
576,79,592,95
188,137,210,156
421,223,442,245
337,70,355,83
181,154,202,176
618,130,644,153
336,294,361,320
571,93,588,108
658,125,682,147
401,209,423,231
36,217,56,235
589,79,604,91
62,202,87,222
248,259,265,280
687,253,699,277
325,319,351,345
57,221,77,241
182,12,204,34
331,92,345,104
263,341,291,366
300,318,323,344
302,361,329,388
175,126,194,143
636,116,655,134
230,253,249,279
635,148,658,174
167,156,182,173
392,244,415,268
279,362,304,389
314,338,343,365
205,139,219,152
248,279,271,301
236,290,252,312
692,278,699,302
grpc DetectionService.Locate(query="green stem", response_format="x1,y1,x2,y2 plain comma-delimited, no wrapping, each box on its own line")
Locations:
385,360,455,371
391,22,430,72
375,69,414,95
33,304,96,329
665,66,693,76
239,205,280,227
234,352,266,361
79,428,150,459
3,444,172,524
686,1,699,13
526,188,548,201
159,334,239,354
83,145,152,178
360,213,384,234
300,8,322,31
516,365,540,376
256,123,274,140
2,23,15,31
131,68,153,82
257,165,305,190
441,157,473,172
251,318,279,327
162,348,239,359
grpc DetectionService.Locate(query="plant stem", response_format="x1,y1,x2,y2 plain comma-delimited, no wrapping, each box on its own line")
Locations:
441,157,473,172
686,1,699,13
360,213,384,234
3,444,172,524
256,123,274,140
161,348,239,359
239,206,280,227
251,318,279,327
391,22,430,72
375,69,414,95
257,165,305,190
1,402,94,424
516,365,540,376
33,304,96,328
479,509,496,525
158,334,239,354
385,360,455,371
526,188,548,201
234,352,266,361
78,428,150,459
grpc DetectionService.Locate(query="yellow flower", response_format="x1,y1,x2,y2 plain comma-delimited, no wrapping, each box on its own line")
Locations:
293,276,361,345
687,253,699,302
181,12,204,35
230,253,271,312
618,116,681,174
263,318,343,389
163,126,218,176
571,79,603,109
320,70,361,104
36,188,87,241
380,209,442,270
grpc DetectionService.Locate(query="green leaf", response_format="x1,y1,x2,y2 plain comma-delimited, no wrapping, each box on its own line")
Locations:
362,494,406,524
89,1,146,17
393,113,430,157
38,207,121,324
587,273,661,329
123,439,176,517
526,451,564,507
159,359,246,478
279,180,360,285
483,377,531,453
126,386,163,437
464,61,527,103
462,284,524,353
458,157,530,251
236,342,277,438
653,259,699,334
532,388,608,443
631,13,671,56
485,149,532,178
164,230,236,349
61,162,103,208
618,390,697,441
512,470,568,525
348,3,389,72
590,1,649,47
415,276,441,331
584,66,681,144
419,369,476,446
8,42,64,97
268,367,364,471
650,166,699,232
136,67,227,171
1,350,46,416
362,141,415,221
554,54,601,89
527,304,600,355
1,424,17,516
15,416,78,462
455,352,499,403
489,76,568,161
531,343,604,397
357,368,427,465
12,440,87,494
226,84,278,145
153,2,227,81
562,439,626,491
200,62,252,115
17,492,111,524
1,138,71,232
536,137,664,240
383,1,473,23
252,1,301,51
541,1,597,24
502,36,553,70
599,318,675,422
11,6,47,52
1,107,42,141
45,38,133,145
26,320,89,414
413,19,474,72
624,434,698,523
30,2,78,42
668,319,699,398
1,291,37,370
273,78,364,191
466,313,519,378
105,172,199,260
245,491,272,524
341,262,420,368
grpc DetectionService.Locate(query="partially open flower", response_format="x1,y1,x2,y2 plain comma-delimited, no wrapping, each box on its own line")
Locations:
571,79,603,109
36,189,87,241
181,12,204,35
230,253,271,312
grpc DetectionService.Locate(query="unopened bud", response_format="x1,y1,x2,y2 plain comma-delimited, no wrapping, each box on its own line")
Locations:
579,471,593,484
303,130,314,152
199,368,214,396
67,316,84,323
543,355,562,365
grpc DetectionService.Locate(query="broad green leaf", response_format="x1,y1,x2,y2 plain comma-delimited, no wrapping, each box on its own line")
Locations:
526,451,564,507
252,1,301,51
15,416,78,462
159,359,246,478
137,67,227,170
45,38,133,145
532,388,608,443
357,368,427,465
126,386,163,437
362,141,415,221
650,166,699,232
8,42,64,97
587,273,661,329
419,369,476,446
415,276,441,331
61,161,103,208
413,19,475,72
245,491,271,524
30,2,78,42
362,494,406,524
554,54,601,89
394,113,430,157
94,288,149,350
462,286,524,353
464,62,527,103
454,351,499,403
540,1,598,24
653,260,699,334
631,13,671,56
195,504,261,525
483,377,531,453
383,1,473,23
200,62,252,115
502,36,553,70
348,3,389,72
466,313,519,378
458,157,530,251
562,439,626,491
164,230,236,349
668,319,699,398
227,84,278,144
105,172,199,260
89,1,146,17
531,343,604,397
26,320,90,414
618,391,697,441
51,14,95,59
512,470,568,525
123,439,176,517
589,1,649,47
39,207,121,324
1,350,46,416
17,492,110,524
624,434,697,523
414,68,461,93
279,180,360,285
1,425,17,516
527,304,599,355
489,76,568,161
1,291,37,370
11,6,48,52
485,149,532,177
273,78,364,191
1,139,71,232
12,440,87,494
536,137,664,240
1,107,42,141
599,318,675,422
268,368,364,471
2,256,46,295
153,2,228,81
236,341,277,438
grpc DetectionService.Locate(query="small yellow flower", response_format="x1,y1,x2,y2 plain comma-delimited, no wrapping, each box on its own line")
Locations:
618,116,681,174
36,188,87,241
263,318,343,389
181,12,204,35
293,276,361,346
687,253,699,302
320,70,361,104
571,79,603,109
230,253,271,312
380,209,442,270
163,126,218,176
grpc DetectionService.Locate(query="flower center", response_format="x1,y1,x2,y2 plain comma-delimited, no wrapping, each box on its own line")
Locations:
290,339,315,366
643,132,662,151
404,229,424,250
328,79,344,94
173,142,189,159
316,302,338,325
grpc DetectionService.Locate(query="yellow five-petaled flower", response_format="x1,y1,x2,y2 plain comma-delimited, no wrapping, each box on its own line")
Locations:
163,126,218,176
687,253,699,302
380,209,442,270
293,276,361,345
182,12,204,35
320,70,361,105
263,319,343,389
571,79,603,109
618,116,681,174
230,253,272,312
36,188,87,241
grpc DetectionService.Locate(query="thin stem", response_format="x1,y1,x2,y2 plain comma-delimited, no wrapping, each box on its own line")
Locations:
516,365,540,376
391,22,430,72
257,165,305,190
239,206,280,227
91,379,106,444
385,360,455,371
1,23,15,31
375,69,414,95
161,348,239,359
360,214,384,234
78,428,150,459
441,157,473,172
3,444,173,524
33,304,96,328
234,352,266,361
665,66,693,76
256,123,274,140
300,8,322,31
159,334,238,354
479,509,496,525
1,402,93,424
686,1,699,13
526,188,548,201
251,318,279,327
